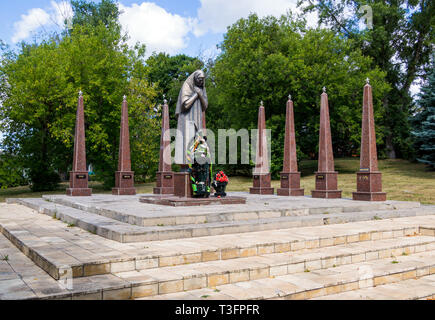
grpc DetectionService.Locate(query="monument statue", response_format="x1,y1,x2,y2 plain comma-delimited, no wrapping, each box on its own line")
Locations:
174,70,208,165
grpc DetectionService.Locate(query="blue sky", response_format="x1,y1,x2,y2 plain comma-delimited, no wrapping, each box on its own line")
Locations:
0,0,311,59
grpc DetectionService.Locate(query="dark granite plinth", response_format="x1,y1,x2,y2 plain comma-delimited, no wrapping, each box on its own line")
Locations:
139,195,246,207
311,190,342,199
174,172,193,198
112,188,136,195
250,173,274,195
352,191,386,201
68,171,92,197
312,172,342,198
66,187,92,197
154,171,174,194
277,172,304,196
352,171,386,201
112,171,135,195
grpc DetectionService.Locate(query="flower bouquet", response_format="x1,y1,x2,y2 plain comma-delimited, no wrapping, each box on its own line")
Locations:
212,171,229,197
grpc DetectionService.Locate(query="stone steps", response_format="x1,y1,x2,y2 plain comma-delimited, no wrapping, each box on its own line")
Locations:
115,236,435,299
311,275,435,300
40,194,421,226
3,202,435,281
7,198,435,243
138,250,435,300
2,202,435,300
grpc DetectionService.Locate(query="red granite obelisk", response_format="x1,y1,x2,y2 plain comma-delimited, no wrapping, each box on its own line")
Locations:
277,95,304,196
112,96,136,195
250,101,274,195
353,79,386,201
66,91,92,196
154,98,174,194
312,87,342,199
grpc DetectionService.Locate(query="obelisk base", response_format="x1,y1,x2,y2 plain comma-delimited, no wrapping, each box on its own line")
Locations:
311,172,341,199
174,172,193,198
277,172,304,196
250,173,274,195
153,171,174,194
67,171,92,196
66,188,92,196
352,171,386,201
112,171,136,195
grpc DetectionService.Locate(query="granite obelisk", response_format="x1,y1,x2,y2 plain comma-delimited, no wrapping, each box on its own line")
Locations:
353,79,386,201
312,87,341,198
277,95,304,196
67,91,92,196
250,101,274,195
112,96,136,195
154,98,174,194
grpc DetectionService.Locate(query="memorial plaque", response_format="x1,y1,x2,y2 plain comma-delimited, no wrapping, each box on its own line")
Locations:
122,175,132,179
253,175,259,180
360,168,370,172
164,175,172,179
76,174,87,179
281,175,288,180
316,175,324,180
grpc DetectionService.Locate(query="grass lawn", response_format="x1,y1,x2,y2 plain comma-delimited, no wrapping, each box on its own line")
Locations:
1,159,434,204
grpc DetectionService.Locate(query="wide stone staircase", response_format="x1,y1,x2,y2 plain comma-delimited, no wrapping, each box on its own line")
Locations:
1,199,435,300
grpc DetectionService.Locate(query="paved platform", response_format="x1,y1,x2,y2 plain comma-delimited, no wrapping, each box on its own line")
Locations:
1,196,435,300
5,193,429,244
139,195,247,206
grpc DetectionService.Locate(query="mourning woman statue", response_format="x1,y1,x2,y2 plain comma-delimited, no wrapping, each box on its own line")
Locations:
174,70,208,166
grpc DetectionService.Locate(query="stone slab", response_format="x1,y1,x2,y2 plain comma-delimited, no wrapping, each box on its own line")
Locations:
139,195,246,206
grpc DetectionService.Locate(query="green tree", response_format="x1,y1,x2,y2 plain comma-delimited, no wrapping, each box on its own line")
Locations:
299,0,435,159
210,13,389,177
411,58,435,168
0,0,159,190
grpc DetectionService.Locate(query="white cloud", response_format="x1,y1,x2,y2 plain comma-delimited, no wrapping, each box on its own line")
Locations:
119,2,195,56
193,0,302,36
12,8,51,43
11,1,73,43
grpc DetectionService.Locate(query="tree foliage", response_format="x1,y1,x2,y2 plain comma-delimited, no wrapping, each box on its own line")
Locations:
209,13,389,177
0,0,159,190
299,0,435,159
411,57,435,168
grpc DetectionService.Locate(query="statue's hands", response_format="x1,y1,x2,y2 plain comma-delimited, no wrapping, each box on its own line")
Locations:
193,87,202,96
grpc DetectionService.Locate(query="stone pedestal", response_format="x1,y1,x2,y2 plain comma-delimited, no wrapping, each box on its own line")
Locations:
113,96,136,196
277,172,304,196
250,173,274,195
277,96,304,196
113,171,136,195
66,171,92,196
154,99,174,194
174,172,193,198
312,172,342,198
67,91,92,196
352,80,386,201
312,88,341,199
250,101,274,195
153,172,174,195
353,172,386,201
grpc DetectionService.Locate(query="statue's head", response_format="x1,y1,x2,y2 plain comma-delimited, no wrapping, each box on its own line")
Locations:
194,70,205,88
